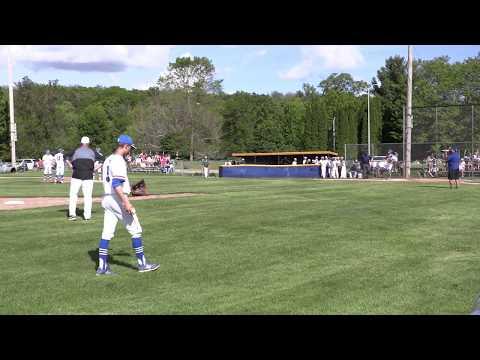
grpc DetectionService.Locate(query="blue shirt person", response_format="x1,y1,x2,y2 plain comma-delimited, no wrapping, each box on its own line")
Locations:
446,149,461,189
447,150,460,170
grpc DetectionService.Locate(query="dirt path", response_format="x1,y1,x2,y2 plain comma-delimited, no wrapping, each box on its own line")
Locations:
0,193,202,211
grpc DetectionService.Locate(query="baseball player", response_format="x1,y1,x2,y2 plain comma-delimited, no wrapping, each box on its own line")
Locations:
54,148,65,183
340,157,347,178
42,150,55,182
201,156,209,178
94,147,104,181
320,156,328,179
96,134,159,276
331,157,339,179
66,136,97,221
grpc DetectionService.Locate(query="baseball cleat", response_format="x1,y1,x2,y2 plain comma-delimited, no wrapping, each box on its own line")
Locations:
68,215,77,221
96,266,116,276
138,263,160,273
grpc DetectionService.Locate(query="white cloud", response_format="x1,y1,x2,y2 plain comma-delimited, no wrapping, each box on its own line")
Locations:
255,49,268,56
279,45,365,80
0,45,174,72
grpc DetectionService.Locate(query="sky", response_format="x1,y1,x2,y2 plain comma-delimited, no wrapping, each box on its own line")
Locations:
0,45,479,94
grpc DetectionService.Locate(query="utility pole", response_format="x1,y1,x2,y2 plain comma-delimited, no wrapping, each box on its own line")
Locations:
405,45,413,178
7,51,16,166
367,87,371,155
332,116,336,151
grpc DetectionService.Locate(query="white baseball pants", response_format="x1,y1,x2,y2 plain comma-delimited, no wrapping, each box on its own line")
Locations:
44,165,52,175
321,166,327,179
331,167,339,179
203,167,209,178
56,165,64,177
101,195,142,240
69,178,94,219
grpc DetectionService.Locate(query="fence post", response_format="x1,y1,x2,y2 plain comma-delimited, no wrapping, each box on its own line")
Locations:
344,143,347,163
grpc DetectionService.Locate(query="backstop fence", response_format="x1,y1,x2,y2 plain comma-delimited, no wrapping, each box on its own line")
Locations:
345,104,480,178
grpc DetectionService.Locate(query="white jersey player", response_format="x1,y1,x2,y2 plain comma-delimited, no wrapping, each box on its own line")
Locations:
42,150,55,182
54,149,65,183
320,157,328,179
96,134,159,276
331,158,339,179
340,157,347,179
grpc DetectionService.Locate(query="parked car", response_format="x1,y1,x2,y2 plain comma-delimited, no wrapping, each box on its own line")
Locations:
0,160,16,173
17,158,36,171
370,156,387,170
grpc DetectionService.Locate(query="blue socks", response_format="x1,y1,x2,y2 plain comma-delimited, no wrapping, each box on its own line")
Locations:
132,237,146,266
98,238,146,270
98,239,109,270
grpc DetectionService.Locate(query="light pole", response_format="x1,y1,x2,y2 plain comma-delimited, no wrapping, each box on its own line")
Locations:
367,87,371,156
332,116,336,151
7,49,16,166
405,45,413,178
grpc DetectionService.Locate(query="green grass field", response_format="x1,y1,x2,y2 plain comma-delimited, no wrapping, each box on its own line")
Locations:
1,172,480,314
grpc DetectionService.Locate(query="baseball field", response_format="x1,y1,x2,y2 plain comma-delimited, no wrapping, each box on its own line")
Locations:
1,172,480,314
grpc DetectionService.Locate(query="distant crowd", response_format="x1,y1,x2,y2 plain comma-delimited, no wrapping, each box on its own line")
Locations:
130,152,176,174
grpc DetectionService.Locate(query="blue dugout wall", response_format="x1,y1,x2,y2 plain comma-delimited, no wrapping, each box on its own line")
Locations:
219,165,321,178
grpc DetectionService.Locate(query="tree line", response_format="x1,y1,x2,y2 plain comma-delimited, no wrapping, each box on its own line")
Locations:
1,53,479,161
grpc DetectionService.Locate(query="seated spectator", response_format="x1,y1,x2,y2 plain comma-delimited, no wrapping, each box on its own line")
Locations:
292,158,297,165
348,161,361,178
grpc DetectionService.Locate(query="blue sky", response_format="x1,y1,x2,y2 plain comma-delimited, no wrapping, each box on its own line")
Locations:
0,45,479,94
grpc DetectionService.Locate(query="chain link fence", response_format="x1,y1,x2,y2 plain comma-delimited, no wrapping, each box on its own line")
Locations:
345,104,480,178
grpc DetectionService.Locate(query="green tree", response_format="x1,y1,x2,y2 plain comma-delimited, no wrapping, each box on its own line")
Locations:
374,56,407,143
77,104,112,151
157,56,223,160
319,73,368,95
302,85,329,150
0,88,9,160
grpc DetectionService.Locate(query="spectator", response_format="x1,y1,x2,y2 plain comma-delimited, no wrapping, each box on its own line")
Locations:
169,158,176,173
348,160,361,178
292,158,297,166
459,158,466,178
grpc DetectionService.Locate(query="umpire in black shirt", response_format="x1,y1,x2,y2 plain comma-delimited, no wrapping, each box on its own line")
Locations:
359,151,371,179
65,136,101,221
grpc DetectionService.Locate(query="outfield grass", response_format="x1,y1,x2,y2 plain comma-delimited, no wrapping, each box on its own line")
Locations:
1,172,480,314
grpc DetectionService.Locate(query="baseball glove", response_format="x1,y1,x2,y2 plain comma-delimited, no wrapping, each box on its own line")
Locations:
131,179,148,197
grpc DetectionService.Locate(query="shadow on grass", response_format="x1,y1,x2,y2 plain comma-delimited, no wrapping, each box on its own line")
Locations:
88,250,137,270
57,208,98,218
415,185,450,189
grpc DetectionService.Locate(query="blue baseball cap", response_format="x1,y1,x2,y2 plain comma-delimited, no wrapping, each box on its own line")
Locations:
118,134,136,149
